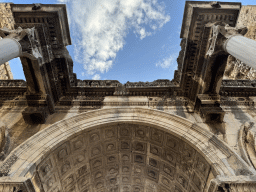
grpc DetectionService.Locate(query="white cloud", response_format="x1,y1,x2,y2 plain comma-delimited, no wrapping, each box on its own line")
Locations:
58,0,170,78
92,74,101,80
58,0,69,2
156,54,177,69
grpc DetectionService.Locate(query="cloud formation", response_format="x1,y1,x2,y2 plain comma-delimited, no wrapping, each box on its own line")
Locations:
58,0,170,79
156,53,178,69
92,74,101,80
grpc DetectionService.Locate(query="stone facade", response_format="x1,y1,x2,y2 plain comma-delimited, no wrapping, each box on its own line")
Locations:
0,3,14,80
0,1,256,192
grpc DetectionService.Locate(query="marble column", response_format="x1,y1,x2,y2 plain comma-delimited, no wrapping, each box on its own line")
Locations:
0,37,22,64
223,35,256,69
0,27,42,65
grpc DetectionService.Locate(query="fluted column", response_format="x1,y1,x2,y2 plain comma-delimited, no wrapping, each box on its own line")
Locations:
0,38,22,64
0,27,41,65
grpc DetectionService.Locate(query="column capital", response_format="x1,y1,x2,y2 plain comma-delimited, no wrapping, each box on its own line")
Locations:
206,22,248,57
0,27,42,60
208,22,247,38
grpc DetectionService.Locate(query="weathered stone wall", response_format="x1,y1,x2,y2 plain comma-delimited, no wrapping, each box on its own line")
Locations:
224,6,256,80
0,3,14,80
0,63,13,79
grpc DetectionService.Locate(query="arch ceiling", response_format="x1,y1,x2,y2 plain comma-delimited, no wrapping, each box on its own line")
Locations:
0,108,255,192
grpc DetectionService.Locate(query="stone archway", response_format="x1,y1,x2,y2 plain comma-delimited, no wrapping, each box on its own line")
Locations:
0,107,255,192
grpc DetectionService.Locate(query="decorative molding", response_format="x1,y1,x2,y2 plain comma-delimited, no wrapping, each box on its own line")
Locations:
221,80,256,87
125,79,178,88
0,177,35,192
220,97,254,107
0,80,27,87
77,80,121,88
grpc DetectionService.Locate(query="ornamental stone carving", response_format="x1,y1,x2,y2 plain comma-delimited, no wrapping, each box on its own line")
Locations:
205,22,247,57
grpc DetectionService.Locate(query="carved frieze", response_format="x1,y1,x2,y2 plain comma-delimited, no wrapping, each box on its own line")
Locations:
125,79,177,88
77,80,121,88
220,80,256,97
0,80,26,87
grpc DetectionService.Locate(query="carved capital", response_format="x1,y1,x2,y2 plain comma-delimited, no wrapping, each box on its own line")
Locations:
206,22,248,57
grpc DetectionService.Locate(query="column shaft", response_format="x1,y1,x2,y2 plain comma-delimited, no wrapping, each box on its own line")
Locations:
0,38,22,64
224,35,256,68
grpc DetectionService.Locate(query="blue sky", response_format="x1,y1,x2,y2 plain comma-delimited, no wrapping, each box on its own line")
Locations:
5,0,256,83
